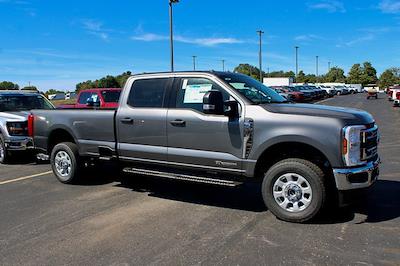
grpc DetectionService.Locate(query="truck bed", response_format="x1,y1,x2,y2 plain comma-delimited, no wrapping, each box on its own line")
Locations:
32,109,116,157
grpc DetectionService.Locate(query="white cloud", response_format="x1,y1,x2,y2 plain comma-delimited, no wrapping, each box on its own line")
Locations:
81,19,110,41
131,33,243,47
308,1,346,13
294,34,322,41
379,0,400,13
336,34,375,47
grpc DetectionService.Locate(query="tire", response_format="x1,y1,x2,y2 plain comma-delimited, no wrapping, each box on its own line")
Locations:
261,158,326,223
337,91,341,96
50,142,82,184
0,135,10,164
367,96,370,99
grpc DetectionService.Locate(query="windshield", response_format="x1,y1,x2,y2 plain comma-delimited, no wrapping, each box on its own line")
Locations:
217,73,287,104
102,90,121,103
0,94,54,111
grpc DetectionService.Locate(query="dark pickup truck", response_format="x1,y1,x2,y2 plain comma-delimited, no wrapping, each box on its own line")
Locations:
30,71,380,223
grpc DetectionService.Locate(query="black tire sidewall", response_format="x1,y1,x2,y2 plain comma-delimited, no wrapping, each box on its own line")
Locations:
50,142,79,184
262,160,325,222
0,135,9,164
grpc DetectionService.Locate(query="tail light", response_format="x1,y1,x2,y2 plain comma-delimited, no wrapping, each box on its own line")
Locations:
28,114,34,137
397,92,400,100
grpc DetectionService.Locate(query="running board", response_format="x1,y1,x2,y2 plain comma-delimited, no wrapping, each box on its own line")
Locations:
122,167,242,187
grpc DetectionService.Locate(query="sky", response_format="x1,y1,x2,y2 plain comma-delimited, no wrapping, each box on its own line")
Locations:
1,0,400,91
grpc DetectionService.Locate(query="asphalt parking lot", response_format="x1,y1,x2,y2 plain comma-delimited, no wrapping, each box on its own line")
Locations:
0,93,399,265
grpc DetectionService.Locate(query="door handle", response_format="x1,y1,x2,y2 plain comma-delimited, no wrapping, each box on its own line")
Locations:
170,119,186,126
120,118,134,124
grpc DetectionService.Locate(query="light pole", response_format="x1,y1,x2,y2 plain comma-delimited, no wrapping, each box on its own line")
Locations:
328,61,331,72
316,56,319,76
169,0,179,72
256,30,264,82
221,59,225,71
295,46,299,77
192,55,197,71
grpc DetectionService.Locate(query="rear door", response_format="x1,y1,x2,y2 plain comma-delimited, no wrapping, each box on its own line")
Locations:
167,76,244,173
116,77,172,162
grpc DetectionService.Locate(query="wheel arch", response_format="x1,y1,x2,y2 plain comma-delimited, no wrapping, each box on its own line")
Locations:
47,126,77,154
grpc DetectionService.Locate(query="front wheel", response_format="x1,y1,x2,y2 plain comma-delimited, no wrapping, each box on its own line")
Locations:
50,142,82,184
261,158,326,223
0,135,10,164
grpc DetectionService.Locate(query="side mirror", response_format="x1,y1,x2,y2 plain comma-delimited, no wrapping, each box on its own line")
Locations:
203,90,224,115
86,98,100,108
224,100,239,118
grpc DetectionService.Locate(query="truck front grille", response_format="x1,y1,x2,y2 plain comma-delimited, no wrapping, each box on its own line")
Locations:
360,123,378,162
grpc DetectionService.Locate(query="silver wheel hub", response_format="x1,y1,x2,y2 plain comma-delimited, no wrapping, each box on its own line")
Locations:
0,144,4,161
54,151,72,179
273,173,312,213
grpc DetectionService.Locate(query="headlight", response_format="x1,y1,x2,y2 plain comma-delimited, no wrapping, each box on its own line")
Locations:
342,125,365,166
6,121,28,136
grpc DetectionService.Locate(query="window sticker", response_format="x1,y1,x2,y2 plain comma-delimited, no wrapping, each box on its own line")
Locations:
183,83,212,103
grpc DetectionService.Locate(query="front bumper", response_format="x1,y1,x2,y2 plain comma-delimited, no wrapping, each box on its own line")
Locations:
333,158,380,190
5,137,34,151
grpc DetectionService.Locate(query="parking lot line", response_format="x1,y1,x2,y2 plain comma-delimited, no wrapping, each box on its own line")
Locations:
0,171,53,185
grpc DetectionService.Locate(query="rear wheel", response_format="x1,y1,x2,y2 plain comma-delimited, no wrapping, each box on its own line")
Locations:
261,158,326,223
50,142,82,184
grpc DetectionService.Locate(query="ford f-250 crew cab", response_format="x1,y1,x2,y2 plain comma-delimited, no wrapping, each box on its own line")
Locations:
30,71,380,223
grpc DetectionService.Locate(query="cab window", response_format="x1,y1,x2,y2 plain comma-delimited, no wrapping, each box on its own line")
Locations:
175,77,229,113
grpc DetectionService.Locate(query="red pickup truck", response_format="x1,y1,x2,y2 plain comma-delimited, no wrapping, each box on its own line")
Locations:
57,88,122,109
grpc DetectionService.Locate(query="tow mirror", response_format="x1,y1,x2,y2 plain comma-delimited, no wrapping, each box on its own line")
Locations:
86,98,100,108
203,90,224,115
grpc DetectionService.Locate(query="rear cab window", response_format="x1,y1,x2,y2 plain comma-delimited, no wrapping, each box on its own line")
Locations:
78,92,100,104
127,78,169,108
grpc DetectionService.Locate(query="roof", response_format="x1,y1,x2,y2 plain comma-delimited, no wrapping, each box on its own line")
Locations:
0,90,40,96
133,70,233,77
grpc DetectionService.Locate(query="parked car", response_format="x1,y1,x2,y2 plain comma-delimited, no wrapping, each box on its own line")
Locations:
334,86,349,95
57,88,122,109
270,86,297,102
0,90,55,163
393,91,400,107
318,85,336,97
31,71,380,223
388,87,400,103
282,86,305,102
291,86,313,101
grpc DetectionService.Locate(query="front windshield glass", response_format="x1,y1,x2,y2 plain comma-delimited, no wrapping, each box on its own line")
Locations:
217,73,287,104
0,95,54,111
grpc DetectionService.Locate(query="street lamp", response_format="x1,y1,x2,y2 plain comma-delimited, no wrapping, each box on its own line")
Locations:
169,0,179,72
257,30,264,82
328,61,331,72
295,46,299,77
192,55,197,71
316,55,319,76
221,59,225,71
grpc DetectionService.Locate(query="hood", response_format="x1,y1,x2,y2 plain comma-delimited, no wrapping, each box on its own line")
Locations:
0,111,30,121
262,103,374,125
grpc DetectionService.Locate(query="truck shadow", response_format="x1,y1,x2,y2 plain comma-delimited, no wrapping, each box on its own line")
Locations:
115,176,400,224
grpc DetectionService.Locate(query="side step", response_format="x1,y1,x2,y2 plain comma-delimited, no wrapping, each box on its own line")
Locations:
123,167,242,187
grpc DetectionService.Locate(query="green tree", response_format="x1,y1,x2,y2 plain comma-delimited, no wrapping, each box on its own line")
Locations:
76,80,95,92
296,70,306,83
379,68,399,89
324,67,346,83
97,75,119,88
347,64,363,84
266,70,295,78
115,71,132,87
45,89,63,95
233,64,263,80
360,62,378,85
0,81,19,90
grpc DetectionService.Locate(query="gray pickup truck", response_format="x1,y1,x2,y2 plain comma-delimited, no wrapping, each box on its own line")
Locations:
0,90,54,163
31,72,380,222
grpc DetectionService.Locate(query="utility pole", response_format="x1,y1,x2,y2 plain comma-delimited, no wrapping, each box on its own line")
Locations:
192,56,197,71
169,0,179,72
316,56,319,76
295,46,299,77
221,59,225,71
256,30,264,82
328,61,331,72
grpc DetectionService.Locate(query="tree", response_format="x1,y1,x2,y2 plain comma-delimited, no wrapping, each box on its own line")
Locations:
233,64,263,80
265,70,295,78
324,67,346,83
115,71,132,87
0,81,19,90
76,80,95,92
296,70,306,83
347,64,363,84
360,62,378,85
379,68,399,89
45,89,64,95
97,75,119,88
